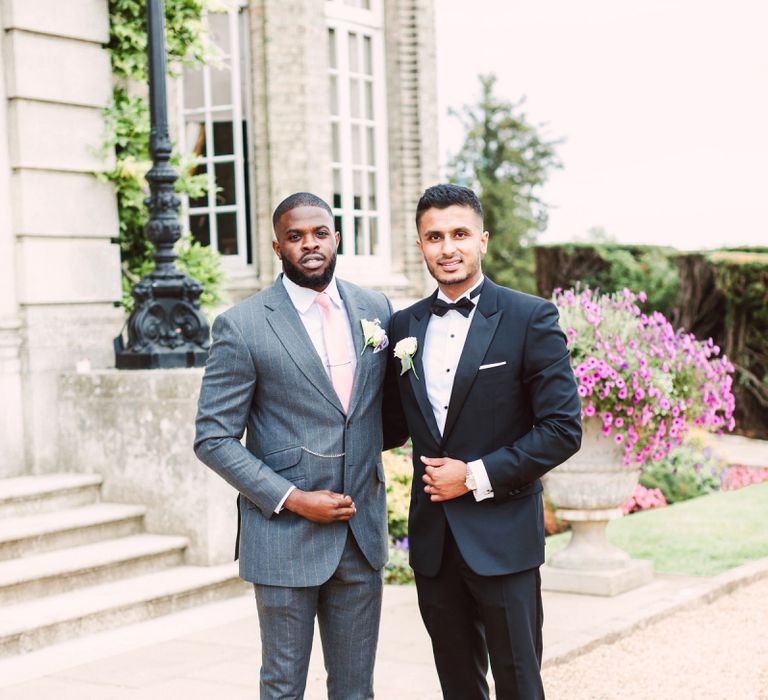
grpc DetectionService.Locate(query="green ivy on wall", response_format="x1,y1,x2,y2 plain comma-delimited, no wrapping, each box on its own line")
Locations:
104,0,225,313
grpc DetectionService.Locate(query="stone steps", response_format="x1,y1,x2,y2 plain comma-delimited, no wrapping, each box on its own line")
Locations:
0,534,189,605
0,503,146,561
0,473,247,658
0,562,247,656
0,473,102,518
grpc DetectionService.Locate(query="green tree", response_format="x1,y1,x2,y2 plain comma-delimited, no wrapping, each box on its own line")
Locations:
448,74,561,293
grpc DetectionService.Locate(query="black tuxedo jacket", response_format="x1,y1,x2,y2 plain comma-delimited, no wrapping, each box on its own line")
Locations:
386,278,582,577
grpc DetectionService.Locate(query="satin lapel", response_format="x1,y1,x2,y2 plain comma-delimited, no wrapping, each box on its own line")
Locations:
338,280,372,417
263,283,344,415
441,281,503,443
408,298,443,446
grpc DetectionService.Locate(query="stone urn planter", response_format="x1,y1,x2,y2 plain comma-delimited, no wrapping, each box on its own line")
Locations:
542,418,653,594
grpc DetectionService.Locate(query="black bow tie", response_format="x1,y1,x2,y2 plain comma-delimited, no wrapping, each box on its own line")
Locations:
430,296,475,318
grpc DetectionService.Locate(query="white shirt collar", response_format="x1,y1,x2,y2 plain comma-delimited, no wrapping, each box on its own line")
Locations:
436,274,485,304
282,273,343,315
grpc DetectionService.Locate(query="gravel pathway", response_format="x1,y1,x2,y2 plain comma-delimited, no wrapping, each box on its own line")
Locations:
543,576,768,699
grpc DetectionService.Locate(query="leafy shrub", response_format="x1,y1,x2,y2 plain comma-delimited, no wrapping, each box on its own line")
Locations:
639,443,724,504
384,538,414,585
382,444,412,542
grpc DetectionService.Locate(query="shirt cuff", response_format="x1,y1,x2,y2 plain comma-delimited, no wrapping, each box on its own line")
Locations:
467,459,494,502
275,485,296,514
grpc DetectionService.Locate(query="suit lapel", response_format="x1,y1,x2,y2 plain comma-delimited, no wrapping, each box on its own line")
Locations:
337,279,373,417
441,280,503,443
408,294,443,446
263,279,345,415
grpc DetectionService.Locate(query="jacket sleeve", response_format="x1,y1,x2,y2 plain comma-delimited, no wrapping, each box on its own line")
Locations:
482,300,582,493
193,313,295,518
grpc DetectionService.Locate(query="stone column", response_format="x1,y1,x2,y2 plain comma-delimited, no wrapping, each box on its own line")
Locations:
248,0,333,289
0,7,25,476
384,0,439,299
2,0,123,473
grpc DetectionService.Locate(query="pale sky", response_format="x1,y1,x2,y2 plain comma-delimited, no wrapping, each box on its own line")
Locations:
435,0,768,250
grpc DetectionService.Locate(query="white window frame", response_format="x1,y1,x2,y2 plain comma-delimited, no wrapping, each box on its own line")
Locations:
177,2,251,270
326,0,391,276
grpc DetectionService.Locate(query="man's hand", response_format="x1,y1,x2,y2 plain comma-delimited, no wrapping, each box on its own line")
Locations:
284,489,356,523
421,456,469,502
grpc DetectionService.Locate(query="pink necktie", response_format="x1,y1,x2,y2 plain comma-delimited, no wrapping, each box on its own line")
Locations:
315,293,354,412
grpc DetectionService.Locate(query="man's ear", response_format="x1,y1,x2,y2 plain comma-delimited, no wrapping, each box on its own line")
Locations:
272,239,281,258
480,230,490,254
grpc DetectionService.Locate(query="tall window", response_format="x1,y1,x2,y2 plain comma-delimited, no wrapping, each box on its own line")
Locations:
178,4,252,267
326,0,389,260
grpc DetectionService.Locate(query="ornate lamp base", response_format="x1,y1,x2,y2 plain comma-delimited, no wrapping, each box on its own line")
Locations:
115,273,210,369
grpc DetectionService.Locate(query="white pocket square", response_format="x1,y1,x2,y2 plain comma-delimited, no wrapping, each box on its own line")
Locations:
479,361,507,370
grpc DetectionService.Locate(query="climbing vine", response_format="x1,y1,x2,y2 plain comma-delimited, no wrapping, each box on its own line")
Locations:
104,0,225,312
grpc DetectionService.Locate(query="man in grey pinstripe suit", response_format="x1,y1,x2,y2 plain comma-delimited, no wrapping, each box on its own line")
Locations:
195,193,404,699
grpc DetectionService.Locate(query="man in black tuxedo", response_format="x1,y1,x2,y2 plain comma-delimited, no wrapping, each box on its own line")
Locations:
387,184,582,699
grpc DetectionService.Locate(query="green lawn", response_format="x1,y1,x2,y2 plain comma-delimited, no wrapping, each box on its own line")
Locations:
545,482,768,577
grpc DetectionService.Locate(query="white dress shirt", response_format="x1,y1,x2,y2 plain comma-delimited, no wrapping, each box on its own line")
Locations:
423,276,494,501
275,274,357,512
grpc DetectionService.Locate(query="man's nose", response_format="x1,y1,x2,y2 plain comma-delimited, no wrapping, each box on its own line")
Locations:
441,237,456,255
302,235,320,249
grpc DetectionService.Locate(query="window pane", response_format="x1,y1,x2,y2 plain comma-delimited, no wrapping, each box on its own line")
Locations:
183,70,204,110
367,172,376,209
217,212,238,255
207,13,231,56
351,124,362,164
369,216,378,255
331,122,341,162
367,126,376,165
363,36,372,75
353,170,362,210
186,121,207,157
328,28,337,69
349,77,360,118
330,75,339,115
190,213,210,247
348,32,359,73
214,161,236,206
335,215,344,254
189,162,207,208
333,168,342,208
213,120,234,155
364,81,374,119
211,65,232,106
354,216,364,255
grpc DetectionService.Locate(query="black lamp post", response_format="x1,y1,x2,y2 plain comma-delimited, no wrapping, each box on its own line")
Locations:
114,0,210,369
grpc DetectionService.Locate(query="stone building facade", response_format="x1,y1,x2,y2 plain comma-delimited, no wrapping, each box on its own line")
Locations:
1,0,438,486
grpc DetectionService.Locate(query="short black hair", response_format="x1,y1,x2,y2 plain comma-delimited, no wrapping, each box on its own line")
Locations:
415,184,483,227
272,192,333,230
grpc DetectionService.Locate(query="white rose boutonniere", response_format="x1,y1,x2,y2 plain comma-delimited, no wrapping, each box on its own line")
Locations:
393,337,419,379
360,318,389,355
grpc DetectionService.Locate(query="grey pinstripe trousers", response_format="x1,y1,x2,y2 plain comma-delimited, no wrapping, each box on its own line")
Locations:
254,529,382,699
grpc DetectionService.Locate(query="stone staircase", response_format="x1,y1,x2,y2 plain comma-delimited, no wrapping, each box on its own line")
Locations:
0,473,247,657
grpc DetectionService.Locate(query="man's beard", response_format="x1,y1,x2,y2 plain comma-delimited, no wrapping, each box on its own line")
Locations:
282,251,337,290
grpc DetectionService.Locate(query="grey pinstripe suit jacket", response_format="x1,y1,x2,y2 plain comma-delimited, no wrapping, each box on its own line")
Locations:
194,276,392,586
